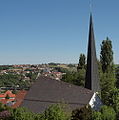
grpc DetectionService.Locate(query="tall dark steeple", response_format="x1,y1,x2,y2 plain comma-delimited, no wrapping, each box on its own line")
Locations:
85,14,100,92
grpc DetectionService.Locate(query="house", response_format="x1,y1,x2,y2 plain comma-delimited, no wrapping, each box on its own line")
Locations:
21,13,102,113
12,90,27,108
0,90,16,106
21,76,102,113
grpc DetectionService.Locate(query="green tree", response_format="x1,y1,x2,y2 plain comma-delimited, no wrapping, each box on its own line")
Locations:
25,72,37,82
92,111,102,120
107,88,119,119
0,102,11,112
92,106,116,120
68,64,75,68
100,72,116,104
77,54,86,70
100,37,113,73
116,66,119,88
62,69,85,87
71,105,92,120
74,69,85,86
44,104,70,120
10,107,35,120
54,67,69,73
100,38,116,105
0,104,70,120
100,106,116,120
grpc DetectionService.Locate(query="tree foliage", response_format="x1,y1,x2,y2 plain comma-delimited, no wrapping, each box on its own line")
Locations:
92,111,102,120
92,106,116,120
106,88,119,119
100,38,116,105
71,106,92,120
68,64,75,68
10,107,35,120
54,67,69,73
77,54,86,70
100,106,116,120
25,72,37,82
44,104,70,120
62,69,85,87
0,73,30,89
0,104,70,120
0,65,13,70
100,37,113,73
100,72,116,104
116,66,119,88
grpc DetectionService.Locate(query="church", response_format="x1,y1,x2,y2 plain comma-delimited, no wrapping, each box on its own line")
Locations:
21,14,102,113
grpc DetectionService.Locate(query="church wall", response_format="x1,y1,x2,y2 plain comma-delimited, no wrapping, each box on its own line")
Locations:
89,92,103,110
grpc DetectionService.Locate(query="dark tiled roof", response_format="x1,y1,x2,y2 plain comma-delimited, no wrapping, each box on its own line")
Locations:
21,76,94,113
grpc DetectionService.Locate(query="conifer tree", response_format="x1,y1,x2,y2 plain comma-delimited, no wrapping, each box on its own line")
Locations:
100,37,116,104
100,37,114,73
77,54,86,70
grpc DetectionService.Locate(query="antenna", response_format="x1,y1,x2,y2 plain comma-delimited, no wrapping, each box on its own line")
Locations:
89,0,92,13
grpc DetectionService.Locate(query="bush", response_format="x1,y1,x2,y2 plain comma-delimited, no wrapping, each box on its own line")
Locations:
10,107,35,120
92,105,116,120
92,111,102,120
44,104,70,120
71,105,92,120
62,69,85,87
100,106,116,120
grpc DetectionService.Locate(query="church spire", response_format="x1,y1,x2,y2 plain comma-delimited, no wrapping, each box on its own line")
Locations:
85,14,100,92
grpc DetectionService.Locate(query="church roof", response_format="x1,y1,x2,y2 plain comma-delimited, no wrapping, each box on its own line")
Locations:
21,76,94,113
85,14,100,92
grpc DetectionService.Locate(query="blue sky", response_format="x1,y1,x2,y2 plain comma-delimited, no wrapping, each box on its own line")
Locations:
0,0,119,64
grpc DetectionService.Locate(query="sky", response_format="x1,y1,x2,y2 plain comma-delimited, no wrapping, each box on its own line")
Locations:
0,0,119,65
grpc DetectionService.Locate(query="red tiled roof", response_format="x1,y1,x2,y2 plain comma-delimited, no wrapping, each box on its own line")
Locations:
12,90,27,108
0,99,14,104
0,95,5,98
0,90,15,98
4,90,16,98
0,90,16,105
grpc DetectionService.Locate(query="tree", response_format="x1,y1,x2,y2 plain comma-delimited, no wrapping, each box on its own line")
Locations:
100,72,116,105
107,88,119,119
116,66,119,88
61,69,85,87
25,72,37,82
92,106,116,120
10,107,35,120
68,64,75,68
0,104,70,120
77,54,86,70
71,105,92,120
100,38,116,104
92,111,102,120
74,69,85,86
100,106,116,120
54,67,69,73
100,37,113,73
44,104,70,120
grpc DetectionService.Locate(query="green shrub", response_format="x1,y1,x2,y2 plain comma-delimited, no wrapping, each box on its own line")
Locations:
100,106,116,120
92,111,102,120
10,107,35,120
71,105,92,120
44,104,70,120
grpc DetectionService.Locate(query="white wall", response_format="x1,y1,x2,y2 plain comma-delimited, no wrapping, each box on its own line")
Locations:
89,92,103,110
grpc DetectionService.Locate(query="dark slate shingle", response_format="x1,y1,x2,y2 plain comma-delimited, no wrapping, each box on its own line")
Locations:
21,76,94,113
